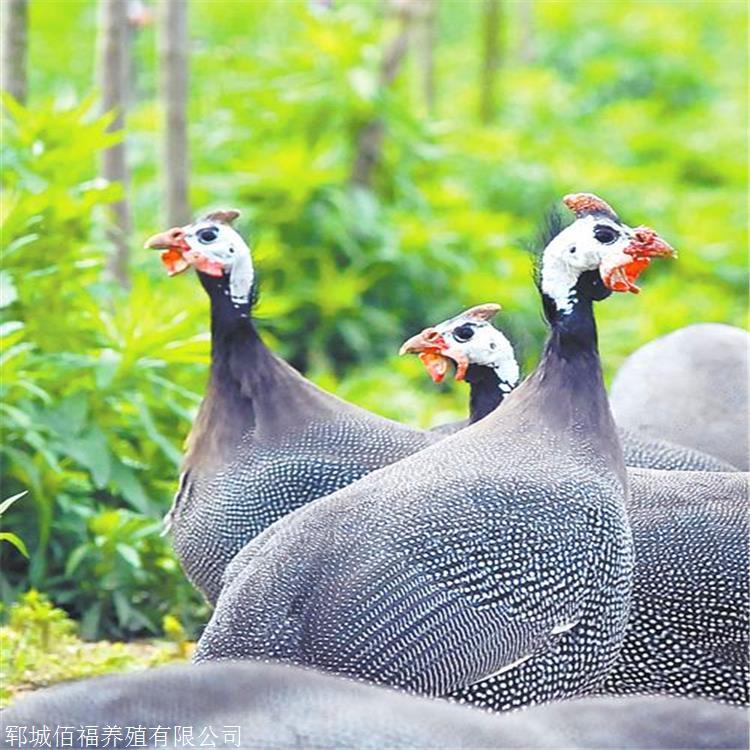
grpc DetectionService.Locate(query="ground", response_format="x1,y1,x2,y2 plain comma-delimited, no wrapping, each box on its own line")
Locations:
0,591,194,708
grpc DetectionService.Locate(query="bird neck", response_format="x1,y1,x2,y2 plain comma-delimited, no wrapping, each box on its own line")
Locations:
185,281,338,472
465,364,511,423
200,272,253,335
184,314,271,472
531,281,624,477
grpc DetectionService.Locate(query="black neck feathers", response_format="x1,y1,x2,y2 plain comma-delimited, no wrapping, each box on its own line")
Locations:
464,364,508,423
198,272,253,338
184,272,336,473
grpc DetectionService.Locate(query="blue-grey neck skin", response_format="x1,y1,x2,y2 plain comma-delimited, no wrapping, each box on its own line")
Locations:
527,269,626,484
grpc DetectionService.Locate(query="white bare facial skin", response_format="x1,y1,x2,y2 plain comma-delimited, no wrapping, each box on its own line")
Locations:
541,215,636,314
183,220,255,307
435,313,520,391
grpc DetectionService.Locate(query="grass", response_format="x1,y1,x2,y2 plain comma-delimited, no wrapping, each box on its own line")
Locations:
0,591,193,708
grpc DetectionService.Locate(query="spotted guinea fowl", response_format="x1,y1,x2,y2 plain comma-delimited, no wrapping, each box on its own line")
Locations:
194,193,675,709
601,468,748,704
4,662,747,750
404,309,748,706
401,307,735,471
611,323,749,469
144,210,435,604
446,467,749,710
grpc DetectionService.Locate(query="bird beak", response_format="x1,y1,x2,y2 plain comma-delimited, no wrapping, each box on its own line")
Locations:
144,227,225,278
627,227,677,259
399,328,469,382
600,226,675,294
144,227,190,251
144,227,192,276
399,328,446,356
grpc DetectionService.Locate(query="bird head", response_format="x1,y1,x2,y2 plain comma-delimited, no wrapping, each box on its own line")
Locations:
400,303,518,388
540,193,676,314
145,209,254,307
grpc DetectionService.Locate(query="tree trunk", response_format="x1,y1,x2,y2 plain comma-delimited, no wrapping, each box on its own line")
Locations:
415,0,437,115
479,0,501,125
1,0,28,103
159,0,190,226
517,0,535,64
350,1,414,189
97,0,132,288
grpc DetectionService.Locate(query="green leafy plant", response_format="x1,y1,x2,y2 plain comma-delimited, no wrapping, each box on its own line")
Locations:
1,0,746,646
0,491,28,557
1,99,209,637
0,590,192,707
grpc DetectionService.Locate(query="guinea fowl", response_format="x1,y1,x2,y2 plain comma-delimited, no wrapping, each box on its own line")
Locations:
400,302,520,425
447,467,750,710
4,663,747,750
144,210,435,604
601,468,748,705
403,311,748,706
611,323,748,469
401,307,735,471
194,193,675,709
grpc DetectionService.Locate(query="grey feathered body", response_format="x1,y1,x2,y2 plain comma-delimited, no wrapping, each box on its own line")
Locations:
196,321,635,706
448,468,749,709
167,290,437,605
433,418,735,471
173,407,433,604
603,468,749,702
611,323,749,469
3,662,747,750
617,430,736,471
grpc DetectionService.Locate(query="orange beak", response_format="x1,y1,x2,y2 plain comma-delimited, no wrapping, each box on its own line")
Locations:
144,227,225,278
144,227,192,276
399,327,469,382
600,226,676,294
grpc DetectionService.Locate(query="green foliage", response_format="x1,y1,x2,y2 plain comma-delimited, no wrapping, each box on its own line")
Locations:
0,590,191,707
2,0,747,643
162,613,191,659
0,492,29,557
1,98,208,638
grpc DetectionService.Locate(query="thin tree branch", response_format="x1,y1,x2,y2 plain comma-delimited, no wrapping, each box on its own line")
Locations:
479,0,501,125
160,0,190,226
1,0,28,103
97,0,132,288
350,1,415,189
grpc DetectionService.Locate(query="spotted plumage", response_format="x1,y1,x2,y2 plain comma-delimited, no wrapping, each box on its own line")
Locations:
448,469,749,710
601,468,749,703
194,194,674,708
172,415,433,604
405,312,747,708
147,212,435,604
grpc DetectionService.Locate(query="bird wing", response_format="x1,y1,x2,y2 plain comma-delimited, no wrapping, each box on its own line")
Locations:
198,472,611,697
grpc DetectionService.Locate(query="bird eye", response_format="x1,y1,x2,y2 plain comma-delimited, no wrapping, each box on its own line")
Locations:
593,225,619,244
197,227,219,244
452,325,474,343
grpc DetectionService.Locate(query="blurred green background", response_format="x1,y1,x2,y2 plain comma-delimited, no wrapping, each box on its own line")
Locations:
1,0,747,649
